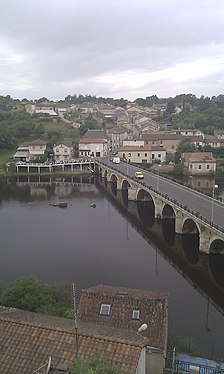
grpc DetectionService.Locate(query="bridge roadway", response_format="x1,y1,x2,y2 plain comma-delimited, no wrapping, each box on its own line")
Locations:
101,159,224,229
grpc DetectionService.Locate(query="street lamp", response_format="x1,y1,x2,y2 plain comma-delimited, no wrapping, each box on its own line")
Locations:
156,164,161,190
211,184,218,223
126,153,131,175
126,159,129,175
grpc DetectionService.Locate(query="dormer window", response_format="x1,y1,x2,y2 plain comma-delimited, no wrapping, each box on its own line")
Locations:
132,309,140,320
99,304,111,316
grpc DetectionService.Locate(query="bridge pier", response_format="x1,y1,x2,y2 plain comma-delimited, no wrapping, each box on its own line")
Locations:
175,210,184,234
128,187,138,201
155,198,163,218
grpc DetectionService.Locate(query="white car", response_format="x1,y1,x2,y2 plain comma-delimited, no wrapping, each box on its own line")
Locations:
112,157,120,164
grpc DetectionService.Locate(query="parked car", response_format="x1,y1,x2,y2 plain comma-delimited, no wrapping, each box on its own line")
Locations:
112,157,120,164
134,171,144,179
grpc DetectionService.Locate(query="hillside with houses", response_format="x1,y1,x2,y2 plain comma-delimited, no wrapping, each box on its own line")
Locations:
0,94,224,176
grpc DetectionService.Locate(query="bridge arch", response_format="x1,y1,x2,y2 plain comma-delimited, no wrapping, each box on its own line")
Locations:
110,174,118,196
182,218,200,235
209,239,224,255
121,179,131,207
136,189,155,226
122,179,131,190
182,218,200,262
161,204,175,219
137,189,154,203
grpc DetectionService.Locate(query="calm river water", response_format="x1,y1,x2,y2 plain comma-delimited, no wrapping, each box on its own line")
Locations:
0,175,224,359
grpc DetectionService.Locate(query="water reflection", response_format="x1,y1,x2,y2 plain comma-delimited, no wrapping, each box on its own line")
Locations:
1,175,224,358
96,177,224,316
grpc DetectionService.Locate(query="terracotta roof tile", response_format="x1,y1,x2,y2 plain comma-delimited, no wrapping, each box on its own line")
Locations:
0,308,148,374
79,285,169,350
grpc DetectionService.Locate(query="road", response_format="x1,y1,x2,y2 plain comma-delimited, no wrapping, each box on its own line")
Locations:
104,159,224,229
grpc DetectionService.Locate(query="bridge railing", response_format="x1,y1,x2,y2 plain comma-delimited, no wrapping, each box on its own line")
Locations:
97,161,224,234
130,162,224,204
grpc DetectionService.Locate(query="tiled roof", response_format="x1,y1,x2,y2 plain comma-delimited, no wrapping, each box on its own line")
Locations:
29,139,47,146
118,145,166,152
79,285,169,350
109,126,127,134
81,129,108,140
188,154,216,162
0,307,148,374
183,152,216,163
142,133,182,140
79,138,108,144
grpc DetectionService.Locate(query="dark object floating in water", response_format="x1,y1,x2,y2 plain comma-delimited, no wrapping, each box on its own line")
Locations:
58,202,68,208
50,202,68,208
89,203,96,208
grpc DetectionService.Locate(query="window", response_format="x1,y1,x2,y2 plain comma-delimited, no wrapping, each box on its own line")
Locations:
100,304,111,316
160,140,163,144
64,148,67,152
145,153,147,157
190,164,193,169
132,310,140,320
137,153,140,157
152,154,155,159
207,165,210,169
198,164,202,169
56,148,59,152
158,154,161,158
171,145,175,149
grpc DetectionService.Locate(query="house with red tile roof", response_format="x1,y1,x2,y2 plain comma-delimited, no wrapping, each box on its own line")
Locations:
79,129,110,158
78,285,169,353
0,306,149,374
78,285,169,373
182,152,216,175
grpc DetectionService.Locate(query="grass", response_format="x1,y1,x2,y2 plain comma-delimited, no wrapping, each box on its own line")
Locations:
0,150,15,165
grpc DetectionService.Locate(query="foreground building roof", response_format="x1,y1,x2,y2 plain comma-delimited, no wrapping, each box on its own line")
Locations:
79,285,169,350
0,306,148,374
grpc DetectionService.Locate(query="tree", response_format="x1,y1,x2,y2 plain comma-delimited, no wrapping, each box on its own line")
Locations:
176,138,196,154
71,354,118,374
166,98,176,116
1,276,53,312
168,331,201,356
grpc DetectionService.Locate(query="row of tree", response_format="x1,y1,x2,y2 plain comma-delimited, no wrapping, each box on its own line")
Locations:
0,276,74,318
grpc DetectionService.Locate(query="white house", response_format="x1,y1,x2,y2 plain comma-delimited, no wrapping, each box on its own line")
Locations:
79,129,109,158
53,142,73,162
28,139,47,161
14,139,47,162
182,152,216,175
118,145,166,164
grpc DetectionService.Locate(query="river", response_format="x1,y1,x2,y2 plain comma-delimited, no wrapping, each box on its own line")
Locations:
0,175,224,360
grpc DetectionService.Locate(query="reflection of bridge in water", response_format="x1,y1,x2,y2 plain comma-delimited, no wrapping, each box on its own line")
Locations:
96,176,224,318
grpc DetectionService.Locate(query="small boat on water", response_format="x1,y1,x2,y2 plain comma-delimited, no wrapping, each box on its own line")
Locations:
89,203,96,208
50,202,68,208
57,202,68,208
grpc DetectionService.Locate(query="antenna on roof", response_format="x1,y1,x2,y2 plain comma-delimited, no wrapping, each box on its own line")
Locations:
72,283,79,358
34,356,51,373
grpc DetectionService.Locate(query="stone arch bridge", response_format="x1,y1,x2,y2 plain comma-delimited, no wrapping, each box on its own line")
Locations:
97,163,224,255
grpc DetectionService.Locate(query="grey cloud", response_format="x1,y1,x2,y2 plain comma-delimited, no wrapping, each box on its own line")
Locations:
1,0,224,99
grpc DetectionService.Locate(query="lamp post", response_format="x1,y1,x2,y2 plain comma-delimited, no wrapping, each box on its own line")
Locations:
156,164,161,190
211,184,218,223
126,159,129,175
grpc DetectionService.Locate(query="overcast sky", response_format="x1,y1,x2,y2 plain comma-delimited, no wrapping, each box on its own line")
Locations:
1,0,224,101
